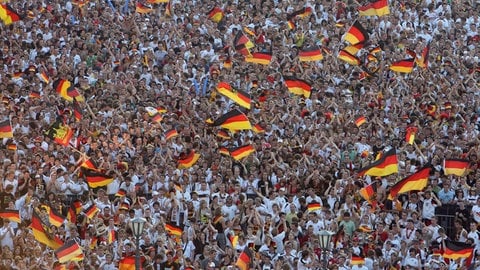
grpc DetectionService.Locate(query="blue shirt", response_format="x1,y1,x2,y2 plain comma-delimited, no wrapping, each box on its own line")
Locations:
437,188,455,204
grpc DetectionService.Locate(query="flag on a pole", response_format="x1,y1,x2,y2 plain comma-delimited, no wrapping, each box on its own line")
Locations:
344,21,369,45
443,159,469,176
55,240,83,263
178,150,200,169
0,210,20,223
389,58,415,73
82,169,114,188
357,148,398,177
387,165,431,199
210,109,252,131
229,145,255,161
0,120,13,138
358,0,390,16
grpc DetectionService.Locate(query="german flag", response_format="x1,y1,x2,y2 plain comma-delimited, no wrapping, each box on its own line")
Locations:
229,145,255,161
73,98,82,122
389,58,415,73
207,7,223,23
66,87,85,102
29,90,41,99
151,112,163,123
47,123,73,146
66,207,76,224
243,26,255,36
119,256,135,270
216,130,231,140
245,52,272,65
136,3,153,13
343,43,364,55
115,188,127,197
359,182,377,202
284,76,312,98
219,147,230,156
359,225,373,232
31,211,63,249
236,247,253,270
0,210,20,223
369,46,382,54
229,234,239,248
53,79,85,102
55,240,83,263
72,199,83,215
287,20,295,30
234,31,254,56
82,168,114,188
223,57,232,69
211,109,252,130
7,143,16,151
147,0,169,3
0,120,13,138
165,129,179,140
178,150,200,169
79,158,97,171
165,223,182,237
355,116,367,127
351,255,365,265
12,71,23,80
358,0,390,16
387,165,431,199
165,0,172,17
443,240,474,260
252,124,265,134
416,42,430,68
38,72,50,84
107,229,116,244
49,208,65,227
405,126,417,145
298,47,323,62
357,148,398,177
344,21,369,45
307,202,321,212
216,82,252,109
0,4,22,25
338,50,361,65
287,6,312,20
84,204,99,220
443,159,469,176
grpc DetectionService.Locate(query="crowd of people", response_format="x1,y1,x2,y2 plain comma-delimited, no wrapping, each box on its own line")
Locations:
0,0,480,269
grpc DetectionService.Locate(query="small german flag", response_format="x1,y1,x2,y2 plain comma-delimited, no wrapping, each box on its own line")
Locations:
405,126,417,145
284,76,312,98
252,124,265,134
84,204,99,220
165,223,182,237
338,50,361,65
151,112,163,123
223,57,232,69
355,116,367,127
135,2,153,13
216,82,252,109
351,255,365,265
165,0,172,17
229,144,255,161
119,256,136,269
358,0,390,16
207,6,223,23
38,72,50,84
55,240,83,264
243,26,255,36
0,120,13,138
48,208,65,227
72,199,83,215
211,109,252,131
82,169,114,188
29,90,41,99
443,159,469,176
73,98,82,122
287,6,312,20
359,182,377,202
298,47,323,62
115,189,127,197
178,150,200,169
443,240,474,260
287,20,295,30
245,52,272,65
389,58,415,73
31,211,63,249
219,147,230,156
369,46,382,54
307,202,321,212
107,229,116,244
343,43,364,55
0,209,20,223
229,234,239,248
216,130,231,140
344,21,369,45
165,129,179,140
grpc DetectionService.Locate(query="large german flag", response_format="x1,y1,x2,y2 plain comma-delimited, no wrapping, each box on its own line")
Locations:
135,2,153,13
284,76,312,98
245,52,272,65
443,159,469,176
178,150,200,169
0,120,13,138
298,47,323,62
165,223,183,237
443,240,474,260
211,109,252,130
0,210,20,223
0,4,22,25
49,208,65,227
207,7,223,23
389,58,415,73
358,0,390,16
357,148,398,177
338,50,361,65
359,182,377,202
236,247,253,270
82,168,114,188
31,211,63,249
344,21,369,45
55,240,83,263
216,82,252,109
387,165,431,199
229,144,255,161
119,256,135,270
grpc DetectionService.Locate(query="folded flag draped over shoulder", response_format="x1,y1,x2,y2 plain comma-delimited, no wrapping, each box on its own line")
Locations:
245,52,272,65
0,4,22,25
387,165,431,199
443,240,474,260
82,168,114,188
358,0,390,16
389,58,415,73
207,6,223,23
236,247,253,270
359,182,377,202
0,209,20,223
284,76,312,98
443,159,469,176
357,148,398,177
136,2,153,13
229,144,255,161
210,109,252,130
0,120,13,138
216,82,252,109
55,240,83,264
344,21,369,45
178,150,200,169
338,50,361,66
298,47,323,61
165,223,182,236
31,211,63,249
